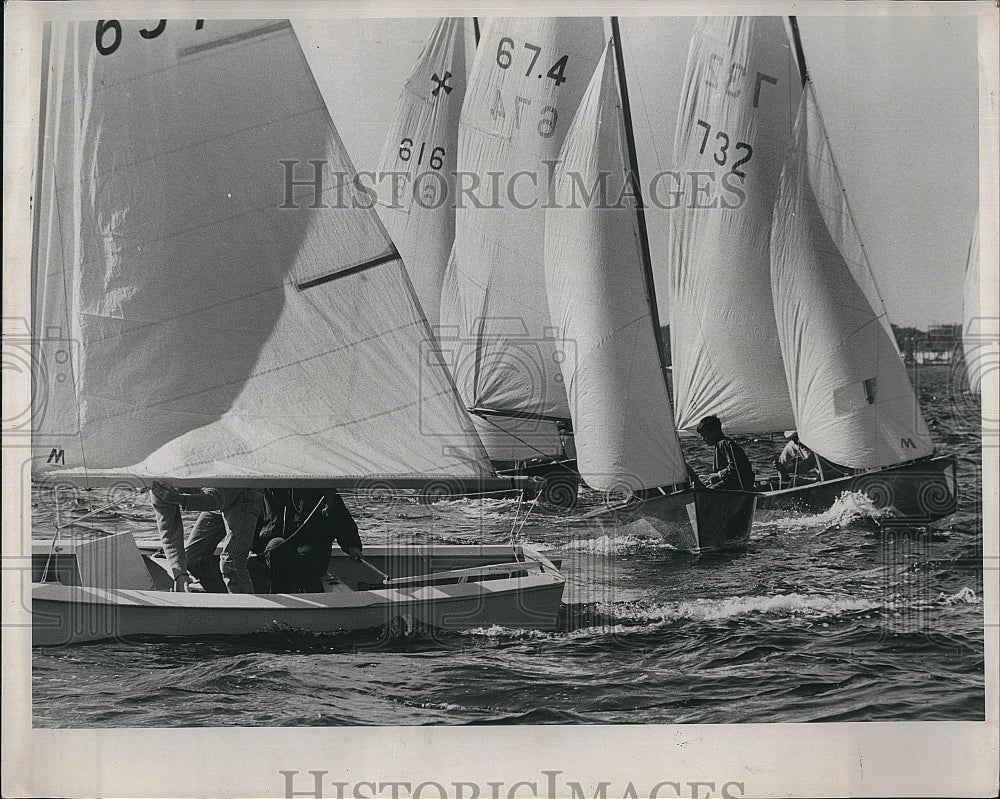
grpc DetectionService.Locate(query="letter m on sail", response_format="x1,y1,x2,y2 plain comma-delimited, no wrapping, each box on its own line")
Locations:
47,448,65,465
900,437,916,449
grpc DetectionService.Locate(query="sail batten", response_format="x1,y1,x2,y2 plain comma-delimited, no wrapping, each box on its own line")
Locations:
33,20,494,486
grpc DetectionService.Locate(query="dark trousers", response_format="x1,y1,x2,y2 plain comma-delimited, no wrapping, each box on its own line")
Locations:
263,537,331,593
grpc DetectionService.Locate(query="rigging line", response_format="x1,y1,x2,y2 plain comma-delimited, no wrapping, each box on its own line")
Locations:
42,484,144,582
621,24,666,172
611,19,673,410
513,493,540,542
799,84,895,344
476,412,563,460
54,488,146,530
41,486,64,584
508,488,524,548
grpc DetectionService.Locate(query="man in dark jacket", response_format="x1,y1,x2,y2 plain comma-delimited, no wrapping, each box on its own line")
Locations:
696,415,755,490
255,488,362,593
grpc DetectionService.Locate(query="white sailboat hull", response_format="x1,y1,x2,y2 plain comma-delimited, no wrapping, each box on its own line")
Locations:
582,488,756,552
755,455,958,524
31,540,565,646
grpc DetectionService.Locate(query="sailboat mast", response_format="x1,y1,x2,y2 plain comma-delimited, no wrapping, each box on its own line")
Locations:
609,17,671,384
788,17,809,86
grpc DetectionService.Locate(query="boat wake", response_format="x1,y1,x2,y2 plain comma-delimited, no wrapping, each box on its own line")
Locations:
769,490,895,532
559,532,674,555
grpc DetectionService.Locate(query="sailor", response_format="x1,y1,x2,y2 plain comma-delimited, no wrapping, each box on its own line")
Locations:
696,415,755,490
255,488,363,593
149,484,263,593
774,430,849,484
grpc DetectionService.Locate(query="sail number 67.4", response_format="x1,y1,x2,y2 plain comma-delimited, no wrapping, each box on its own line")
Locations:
496,37,569,87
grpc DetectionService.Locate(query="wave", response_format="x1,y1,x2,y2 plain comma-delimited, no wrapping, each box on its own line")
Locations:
933,586,980,606
559,532,676,554
593,592,880,625
769,490,896,532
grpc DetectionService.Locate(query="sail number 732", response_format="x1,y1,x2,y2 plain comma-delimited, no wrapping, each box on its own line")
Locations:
695,120,753,180
496,37,569,87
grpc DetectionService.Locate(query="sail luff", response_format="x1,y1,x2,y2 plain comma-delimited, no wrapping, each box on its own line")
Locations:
796,73,900,353
32,20,495,486
610,17,670,381
788,16,808,85
770,83,935,468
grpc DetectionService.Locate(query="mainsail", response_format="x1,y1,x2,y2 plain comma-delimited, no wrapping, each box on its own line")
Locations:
32,20,493,485
375,18,466,329
545,42,688,491
668,17,798,434
769,83,934,468
450,17,605,422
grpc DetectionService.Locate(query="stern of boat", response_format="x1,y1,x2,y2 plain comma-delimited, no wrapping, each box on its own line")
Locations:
592,487,755,552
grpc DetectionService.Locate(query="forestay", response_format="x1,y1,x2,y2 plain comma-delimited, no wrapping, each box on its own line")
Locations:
32,20,493,485
375,18,466,329
668,17,798,434
769,84,934,468
450,18,605,422
545,44,688,491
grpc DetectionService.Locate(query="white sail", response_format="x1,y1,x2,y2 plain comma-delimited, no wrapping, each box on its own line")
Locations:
32,20,493,485
963,211,982,394
770,84,934,468
375,18,466,329
451,17,606,423
545,43,688,491
440,244,564,460
668,17,798,434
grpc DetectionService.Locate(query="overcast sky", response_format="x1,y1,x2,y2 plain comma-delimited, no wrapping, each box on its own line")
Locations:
294,11,980,330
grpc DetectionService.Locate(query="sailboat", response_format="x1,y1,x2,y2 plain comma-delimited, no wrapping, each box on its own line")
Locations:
543,22,756,552
29,19,563,646
668,17,956,523
441,18,611,507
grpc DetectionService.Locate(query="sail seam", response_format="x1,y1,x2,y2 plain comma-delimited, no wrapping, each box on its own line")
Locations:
138,387,478,472
178,21,292,58
72,315,426,421
296,251,400,289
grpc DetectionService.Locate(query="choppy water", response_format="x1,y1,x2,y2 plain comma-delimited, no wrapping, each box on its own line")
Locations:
31,365,986,726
